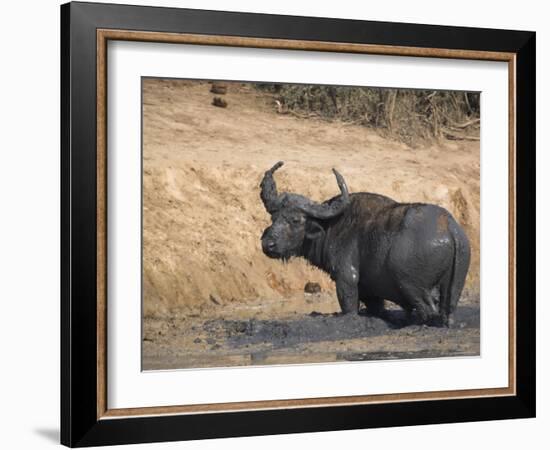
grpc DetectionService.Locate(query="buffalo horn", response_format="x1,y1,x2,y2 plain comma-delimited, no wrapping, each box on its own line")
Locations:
296,168,350,219
260,161,285,213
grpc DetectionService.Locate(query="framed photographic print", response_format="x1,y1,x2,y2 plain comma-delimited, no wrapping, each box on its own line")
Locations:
60,1,536,447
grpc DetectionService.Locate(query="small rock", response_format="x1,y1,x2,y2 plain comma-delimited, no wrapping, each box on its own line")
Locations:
193,338,202,344
209,294,221,305
212,97,227,108
304,282,321,294
206,337,216,345
210,84,227,95
211,344,221,350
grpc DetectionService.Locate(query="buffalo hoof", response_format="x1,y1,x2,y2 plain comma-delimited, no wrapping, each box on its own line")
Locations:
409,309,451,328
426,314,454,328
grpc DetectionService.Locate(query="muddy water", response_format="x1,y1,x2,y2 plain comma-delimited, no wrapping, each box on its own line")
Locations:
142,304,480,370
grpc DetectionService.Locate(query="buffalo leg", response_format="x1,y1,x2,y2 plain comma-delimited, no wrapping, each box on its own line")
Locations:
364,296,385,317
335,277,359,315
398,283,436,325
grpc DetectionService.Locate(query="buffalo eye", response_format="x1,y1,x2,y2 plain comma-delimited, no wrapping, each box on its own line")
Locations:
290,216,302,225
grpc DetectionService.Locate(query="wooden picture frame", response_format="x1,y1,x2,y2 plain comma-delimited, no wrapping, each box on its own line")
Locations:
61,1,535,447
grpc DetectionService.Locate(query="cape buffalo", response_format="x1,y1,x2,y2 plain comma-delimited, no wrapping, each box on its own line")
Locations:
259,162,471,327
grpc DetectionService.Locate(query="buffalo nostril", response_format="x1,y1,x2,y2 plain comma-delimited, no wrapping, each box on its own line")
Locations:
264,240,276,251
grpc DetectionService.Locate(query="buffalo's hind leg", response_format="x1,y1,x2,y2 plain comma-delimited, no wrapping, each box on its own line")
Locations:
398,282,440,326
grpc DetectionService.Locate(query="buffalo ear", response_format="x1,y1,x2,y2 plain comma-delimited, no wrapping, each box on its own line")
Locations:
305,220,324,240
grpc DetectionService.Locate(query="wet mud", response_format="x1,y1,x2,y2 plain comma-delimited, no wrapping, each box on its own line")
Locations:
142,303,480,370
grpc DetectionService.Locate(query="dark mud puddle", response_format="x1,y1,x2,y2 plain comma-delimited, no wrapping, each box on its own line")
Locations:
203,306,480,351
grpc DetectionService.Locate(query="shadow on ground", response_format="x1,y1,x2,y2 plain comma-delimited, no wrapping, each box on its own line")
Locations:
34,428,59,444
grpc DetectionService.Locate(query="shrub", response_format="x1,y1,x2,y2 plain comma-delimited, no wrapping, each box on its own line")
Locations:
256,83,480,146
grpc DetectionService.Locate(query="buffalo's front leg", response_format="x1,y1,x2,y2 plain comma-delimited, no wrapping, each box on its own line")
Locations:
335,270,359,314
364,296,385,317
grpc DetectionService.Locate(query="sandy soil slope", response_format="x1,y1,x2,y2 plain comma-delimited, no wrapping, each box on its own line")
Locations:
141,78,480,369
